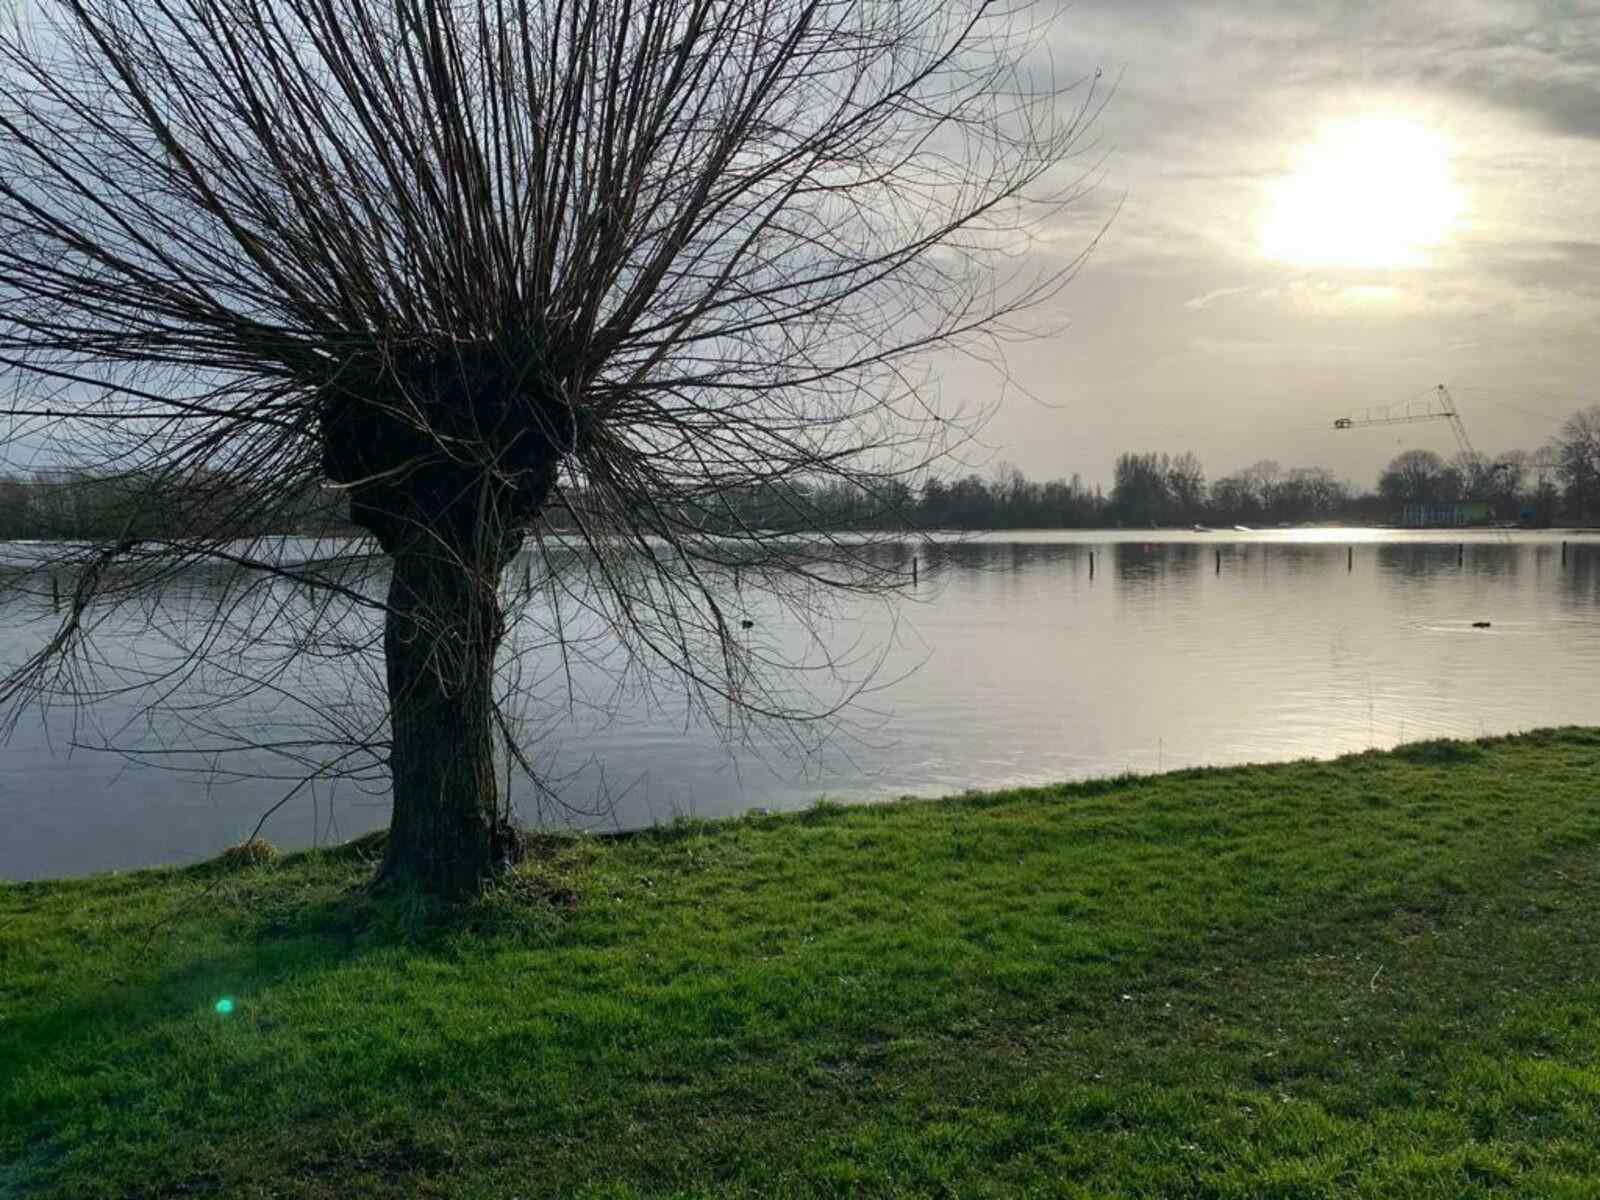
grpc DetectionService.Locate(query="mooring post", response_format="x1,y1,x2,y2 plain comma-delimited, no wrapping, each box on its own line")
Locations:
1458,543,1464,566
1215,548,1221,574
911,556,918,587
1348,546,1353,571
1562,540,1568,567
1089,549,1095,579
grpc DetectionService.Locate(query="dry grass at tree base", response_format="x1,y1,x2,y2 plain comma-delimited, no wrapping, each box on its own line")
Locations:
3,727,1600,1198
214,836,280,870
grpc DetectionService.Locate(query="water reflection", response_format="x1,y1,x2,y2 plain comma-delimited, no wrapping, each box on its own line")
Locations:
3,530,1599,880
1563,545,1600,596
1112,541,1173,590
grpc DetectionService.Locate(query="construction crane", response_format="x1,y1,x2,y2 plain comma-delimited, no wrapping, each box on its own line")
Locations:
1332,384,1481,461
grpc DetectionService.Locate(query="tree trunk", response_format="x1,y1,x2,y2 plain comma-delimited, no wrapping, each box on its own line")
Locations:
378,536,519,899
319,356,568,898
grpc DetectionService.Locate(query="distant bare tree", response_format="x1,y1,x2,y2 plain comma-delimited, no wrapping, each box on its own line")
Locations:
1483,449,1528,520
1164,452,1205,521
1554,405,1600,522
1378,449,1446,507
0,476,27,538
1449,451,1494,501
0,0,1104,895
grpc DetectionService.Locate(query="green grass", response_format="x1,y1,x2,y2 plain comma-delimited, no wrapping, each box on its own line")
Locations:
5,728,1600,1198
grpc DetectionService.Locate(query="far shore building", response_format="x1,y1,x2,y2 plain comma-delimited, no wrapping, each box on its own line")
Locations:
1398,500,1492,528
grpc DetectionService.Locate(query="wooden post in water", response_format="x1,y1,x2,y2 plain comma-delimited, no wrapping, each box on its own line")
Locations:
1458,543,1464,566
1215,548,1221,574
1089,549,1095,579
51,574,60,611
1563,540,1568,567
912,557,918,587
1347,546,1353,571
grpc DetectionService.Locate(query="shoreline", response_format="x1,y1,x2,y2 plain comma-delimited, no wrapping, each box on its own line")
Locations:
6,721,1591,885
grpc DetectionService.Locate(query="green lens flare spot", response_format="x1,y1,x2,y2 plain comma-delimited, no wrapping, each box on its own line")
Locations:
214,996,235,1016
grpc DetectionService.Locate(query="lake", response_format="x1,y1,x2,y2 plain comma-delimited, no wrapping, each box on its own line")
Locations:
3,529,1598,881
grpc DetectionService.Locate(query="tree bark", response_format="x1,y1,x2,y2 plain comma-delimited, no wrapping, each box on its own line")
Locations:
378,534,519,898
324,364,566,899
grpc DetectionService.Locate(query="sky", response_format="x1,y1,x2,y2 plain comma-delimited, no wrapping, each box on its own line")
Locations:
2,0,1594,495
949,0,1600,490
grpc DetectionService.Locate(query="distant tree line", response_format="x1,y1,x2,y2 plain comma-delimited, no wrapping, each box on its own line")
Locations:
1080,402,1599,529
0,469,350,541
6,405,1597,539
1365,405,1600,524
921,401,1599,529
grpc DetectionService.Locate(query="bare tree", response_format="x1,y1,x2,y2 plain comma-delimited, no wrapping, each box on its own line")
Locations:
1554,405,1600,522
0,476,27,538
0,0,1103,896
1164,452,1205,522
1377,449,1447,507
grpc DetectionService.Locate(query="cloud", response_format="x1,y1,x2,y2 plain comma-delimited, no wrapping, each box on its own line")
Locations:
1453,237,1600,299
1182,285,1253,310
941,0,1600,482
1051,0,1600,142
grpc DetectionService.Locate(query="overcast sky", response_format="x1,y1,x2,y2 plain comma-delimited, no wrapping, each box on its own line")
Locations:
3,0,1593,494
949,0,1600,489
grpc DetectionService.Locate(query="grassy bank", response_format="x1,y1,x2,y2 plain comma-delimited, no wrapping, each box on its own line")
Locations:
5,729,1600,1198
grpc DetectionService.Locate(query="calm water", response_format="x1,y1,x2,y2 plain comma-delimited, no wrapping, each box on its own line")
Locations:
4,529,1599,881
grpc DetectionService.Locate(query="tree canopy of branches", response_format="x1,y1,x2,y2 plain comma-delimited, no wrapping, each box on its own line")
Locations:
1108,451,1204,525
1377,449,1452,507
1553,405,1600,522
0,0,1103,895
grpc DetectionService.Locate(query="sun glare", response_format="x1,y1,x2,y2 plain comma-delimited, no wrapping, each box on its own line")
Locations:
1261,116,1461,269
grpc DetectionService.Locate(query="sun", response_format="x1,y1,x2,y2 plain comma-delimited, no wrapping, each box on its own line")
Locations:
1261,116,1462,269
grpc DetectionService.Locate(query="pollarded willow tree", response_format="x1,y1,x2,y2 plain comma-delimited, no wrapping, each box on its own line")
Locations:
0,0,1103,896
